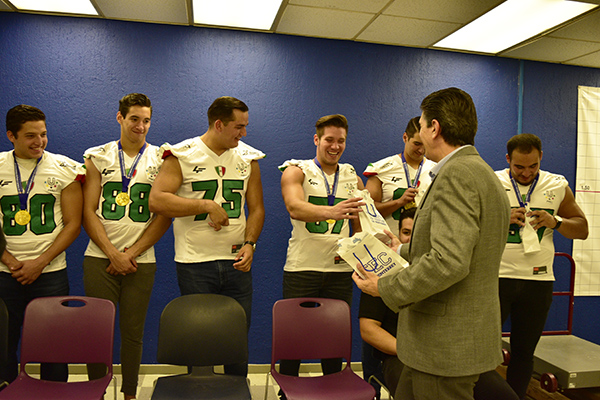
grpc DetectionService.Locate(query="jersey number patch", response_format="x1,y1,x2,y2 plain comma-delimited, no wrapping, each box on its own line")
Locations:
102,182,152,222
192,179,243,220
1,194,57,235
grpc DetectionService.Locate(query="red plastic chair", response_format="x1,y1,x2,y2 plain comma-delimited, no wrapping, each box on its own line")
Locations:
265,297,376,400
0,296,116,400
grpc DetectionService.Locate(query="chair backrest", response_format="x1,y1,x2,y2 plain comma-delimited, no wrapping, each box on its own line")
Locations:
0,298,8,367
157,294,248,367
20,296,115,371
271,297,352,365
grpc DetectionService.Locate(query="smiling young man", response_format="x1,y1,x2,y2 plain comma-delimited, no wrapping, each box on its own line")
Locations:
363,116,436,236
277,114,364,387
496,133,588,399
149,96,265,377
0,104,84,384
82,93,171,400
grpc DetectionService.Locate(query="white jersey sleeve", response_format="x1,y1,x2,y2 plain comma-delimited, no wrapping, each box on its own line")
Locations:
0,151,84,273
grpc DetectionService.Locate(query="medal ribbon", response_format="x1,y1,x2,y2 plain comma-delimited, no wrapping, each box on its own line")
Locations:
509,171,539,208
118,141,147,193
314,158,339,206
13,151,42,211
401,152,424,189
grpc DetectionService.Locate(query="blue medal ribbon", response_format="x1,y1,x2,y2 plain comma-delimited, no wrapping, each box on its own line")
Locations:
118,141,147,193
401,152,424,189
314,158,339,206
509,171,539,208
13,151,42,211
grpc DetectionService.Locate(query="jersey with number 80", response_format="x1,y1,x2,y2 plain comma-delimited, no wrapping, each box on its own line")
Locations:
0,151,84,274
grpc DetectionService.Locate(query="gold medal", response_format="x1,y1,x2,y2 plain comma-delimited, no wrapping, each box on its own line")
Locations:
115,192,130,206
15,210,31,226
326,219,336,224
405,201,417,210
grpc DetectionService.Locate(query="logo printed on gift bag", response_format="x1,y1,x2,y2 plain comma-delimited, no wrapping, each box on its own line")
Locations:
353,244,396,276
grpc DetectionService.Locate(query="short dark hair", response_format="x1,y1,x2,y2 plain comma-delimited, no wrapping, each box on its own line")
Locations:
506,133,542,158
6,104,46,138
405,116,420,139
400,207,416,225
207,96,248,127
420,87,477,147
315,114,348,138
119,93,152,118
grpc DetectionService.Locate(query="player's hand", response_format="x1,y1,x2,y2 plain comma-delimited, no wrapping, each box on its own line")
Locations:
107,251,138,275
11,259,45,285
399,188,418,206
207,202,230,231
352,263,380,297
527,209,555,230
327,197,365,221
233,244,254,272
510,207,526,227
382,230,401,253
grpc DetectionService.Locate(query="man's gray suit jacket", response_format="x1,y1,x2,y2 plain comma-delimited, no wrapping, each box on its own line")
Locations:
378,146,510,377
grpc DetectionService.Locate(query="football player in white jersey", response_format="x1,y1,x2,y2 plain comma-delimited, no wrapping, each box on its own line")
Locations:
278,114,364,389
1,104,84,384
149,96,265,377
82,93,171,400
497,133,588,399
363,116,435,236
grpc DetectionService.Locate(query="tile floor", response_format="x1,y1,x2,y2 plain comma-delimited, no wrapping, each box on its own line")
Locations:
38,363,391,400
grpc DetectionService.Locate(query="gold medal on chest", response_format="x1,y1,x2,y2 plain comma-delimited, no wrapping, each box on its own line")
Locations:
15,210,31,226
115,192,130,206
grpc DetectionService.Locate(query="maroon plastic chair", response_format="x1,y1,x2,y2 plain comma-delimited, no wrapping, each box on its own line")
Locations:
0,296,116,400
265,297,376,400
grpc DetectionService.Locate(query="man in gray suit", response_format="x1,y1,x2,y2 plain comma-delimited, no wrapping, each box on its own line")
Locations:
354,87,510,400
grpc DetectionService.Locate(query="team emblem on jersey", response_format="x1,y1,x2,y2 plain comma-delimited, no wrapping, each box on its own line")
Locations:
45,177,59,192
146,166,159,181
391,176,403,183
215,166,226,177
344,183,356,195
543,190,556,203
235,162,250,177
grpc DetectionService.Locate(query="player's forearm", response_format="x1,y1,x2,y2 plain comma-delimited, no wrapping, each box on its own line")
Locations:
35,221,81,267
149,191,213,218
126,215,172,258
83,211,121,257
244,207,265,243
557,216,588,240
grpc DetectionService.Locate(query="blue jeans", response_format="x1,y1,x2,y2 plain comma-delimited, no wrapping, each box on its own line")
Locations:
279,271,353,378
0,269,69,383
176,260,252,376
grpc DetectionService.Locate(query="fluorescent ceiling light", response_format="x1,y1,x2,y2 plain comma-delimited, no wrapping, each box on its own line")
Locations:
9,0,97,15
193,0,283,30
434,0,597,54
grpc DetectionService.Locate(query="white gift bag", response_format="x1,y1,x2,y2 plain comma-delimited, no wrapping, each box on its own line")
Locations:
355,189,392,242
522,205,541,254
337,232,407,279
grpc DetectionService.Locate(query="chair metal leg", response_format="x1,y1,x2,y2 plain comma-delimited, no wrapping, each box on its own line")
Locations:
264,371,272,400
368,374,393,399
112,374,118,400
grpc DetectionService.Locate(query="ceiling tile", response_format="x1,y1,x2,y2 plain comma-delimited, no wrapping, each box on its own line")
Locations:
566,50,600,69
288,0,389,13
501,37,600,63
94,0,189,24
358,14,461,47
383,0,503,24
548,9,600,43
0,0,13,11
276,4,374,39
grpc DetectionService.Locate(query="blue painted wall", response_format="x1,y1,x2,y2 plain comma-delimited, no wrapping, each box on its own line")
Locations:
1,12,599,365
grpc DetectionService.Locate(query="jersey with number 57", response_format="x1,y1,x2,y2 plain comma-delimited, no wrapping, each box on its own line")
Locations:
160,138,265,263
0,151,84,273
